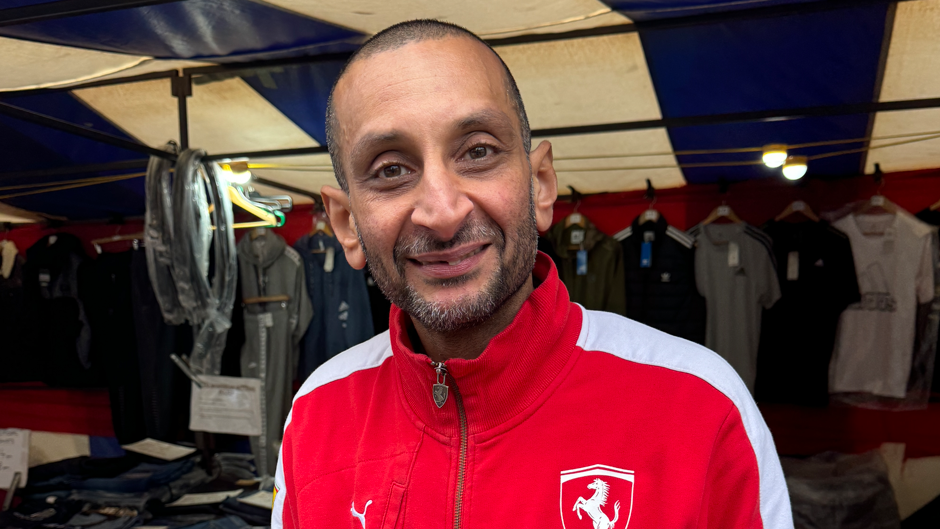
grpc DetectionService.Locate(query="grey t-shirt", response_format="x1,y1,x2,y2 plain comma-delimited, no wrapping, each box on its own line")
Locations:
689,223,782,393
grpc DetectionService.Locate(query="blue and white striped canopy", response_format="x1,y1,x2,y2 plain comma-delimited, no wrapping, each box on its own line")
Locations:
1,0,938,221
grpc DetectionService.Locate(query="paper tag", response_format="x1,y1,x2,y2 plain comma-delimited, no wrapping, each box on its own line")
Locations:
717,205,730,217
787,251,799,281
189,376,262,436
0,428,30,489
166,489,243,507
792,201,805,212
576,250,588,275
728,242,740,268
324,246,335,273
640,242,652,268
871,195,885,207
38,271,51,285
568,212,582,225
570,229,585,245
237,490,274,510
121,438,195,461
261,312,274,328
642,210,659,222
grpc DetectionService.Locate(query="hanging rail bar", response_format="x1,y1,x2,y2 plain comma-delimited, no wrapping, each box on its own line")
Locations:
0,102,176,160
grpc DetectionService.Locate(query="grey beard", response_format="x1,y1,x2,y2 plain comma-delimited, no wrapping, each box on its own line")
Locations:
357,188,538,333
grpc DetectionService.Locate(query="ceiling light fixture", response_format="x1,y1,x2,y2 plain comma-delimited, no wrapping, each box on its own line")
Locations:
782,155,808,180
762,144,788,168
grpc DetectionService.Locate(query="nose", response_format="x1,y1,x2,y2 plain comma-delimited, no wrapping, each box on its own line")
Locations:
410,162,473,240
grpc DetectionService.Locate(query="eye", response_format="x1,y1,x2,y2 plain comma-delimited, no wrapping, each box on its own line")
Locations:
468,145,491,160
380,164,409,178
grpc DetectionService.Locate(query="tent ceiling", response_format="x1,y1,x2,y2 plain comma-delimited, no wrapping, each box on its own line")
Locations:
0,0,938,220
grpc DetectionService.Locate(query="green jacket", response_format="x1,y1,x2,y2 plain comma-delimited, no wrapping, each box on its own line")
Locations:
545,219,626,316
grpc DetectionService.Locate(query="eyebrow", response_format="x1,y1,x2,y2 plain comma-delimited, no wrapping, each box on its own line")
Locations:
350,131,403,167
348,108,517,171
455,109,514,133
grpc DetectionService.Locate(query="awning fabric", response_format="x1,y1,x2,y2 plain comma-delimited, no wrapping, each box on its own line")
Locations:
0,0,938,219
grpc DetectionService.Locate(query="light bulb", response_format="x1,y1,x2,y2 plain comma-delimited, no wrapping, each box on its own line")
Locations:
762,144,788,168
782,156,808,180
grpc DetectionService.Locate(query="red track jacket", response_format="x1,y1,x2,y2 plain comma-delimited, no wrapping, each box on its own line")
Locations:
273,253,792,529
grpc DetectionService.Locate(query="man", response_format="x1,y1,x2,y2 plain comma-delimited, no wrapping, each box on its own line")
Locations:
274,19,792,529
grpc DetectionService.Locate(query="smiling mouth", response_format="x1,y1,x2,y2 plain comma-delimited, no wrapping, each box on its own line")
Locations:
411,245,488,266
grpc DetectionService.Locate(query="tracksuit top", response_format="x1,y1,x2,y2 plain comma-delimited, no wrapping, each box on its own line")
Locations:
273,253,792,529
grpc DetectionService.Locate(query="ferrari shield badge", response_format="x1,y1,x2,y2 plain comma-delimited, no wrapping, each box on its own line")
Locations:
560,464,634,529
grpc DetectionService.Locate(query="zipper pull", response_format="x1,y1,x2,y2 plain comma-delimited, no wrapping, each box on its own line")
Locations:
431,362,449,409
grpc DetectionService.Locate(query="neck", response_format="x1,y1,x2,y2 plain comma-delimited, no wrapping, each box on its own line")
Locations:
408,275,534,362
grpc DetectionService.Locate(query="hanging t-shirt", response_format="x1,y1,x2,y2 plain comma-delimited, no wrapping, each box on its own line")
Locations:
756,221,860,406
688,222,781,393
830,212,934,398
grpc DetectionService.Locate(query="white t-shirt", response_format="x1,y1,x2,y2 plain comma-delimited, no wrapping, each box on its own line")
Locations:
830,211,935,398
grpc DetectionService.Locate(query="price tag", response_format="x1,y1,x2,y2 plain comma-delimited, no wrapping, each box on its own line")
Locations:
0,428,29,489
190,376,263,436
728,242,740,268
576,250,588,275
787,251,799,281
323,246,335,273
570,229,585,245
717,205,730,217
640,242,652,268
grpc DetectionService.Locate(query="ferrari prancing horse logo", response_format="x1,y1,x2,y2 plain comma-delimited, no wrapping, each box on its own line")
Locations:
560,464,634,529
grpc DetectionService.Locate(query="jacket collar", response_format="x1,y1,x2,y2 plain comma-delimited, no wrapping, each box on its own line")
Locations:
629,214,668,249
390,252,582,437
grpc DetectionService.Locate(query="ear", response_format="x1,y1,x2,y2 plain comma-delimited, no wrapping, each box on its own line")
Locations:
321,185,367,270
528,140,558,232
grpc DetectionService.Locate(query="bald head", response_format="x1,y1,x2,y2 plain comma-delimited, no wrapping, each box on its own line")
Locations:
324,19,531,192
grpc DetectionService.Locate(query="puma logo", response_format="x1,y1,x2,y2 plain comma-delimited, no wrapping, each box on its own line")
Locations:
351,500,372,529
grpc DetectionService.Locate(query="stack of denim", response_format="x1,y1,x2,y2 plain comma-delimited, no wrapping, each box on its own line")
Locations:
5,454,219,529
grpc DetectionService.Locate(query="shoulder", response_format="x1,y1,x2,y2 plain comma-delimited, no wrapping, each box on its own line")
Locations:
665,225,695,250
291,332,393,408
283,245,304,267
577,307,752,403
613,225,633,242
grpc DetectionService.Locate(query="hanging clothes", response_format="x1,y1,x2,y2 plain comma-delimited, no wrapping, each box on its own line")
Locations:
293,233,373,380
614,214,706,344
130,249,194,442
914,207,940,396
83,250,147,444
0,240,26,382
830,211,934,398
23,233,98,387
756,220,861,407
688,222,781,393
237,230,313,479
543,218,626,315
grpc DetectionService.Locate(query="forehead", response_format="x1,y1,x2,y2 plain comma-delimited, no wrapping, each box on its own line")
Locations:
333,36,515,143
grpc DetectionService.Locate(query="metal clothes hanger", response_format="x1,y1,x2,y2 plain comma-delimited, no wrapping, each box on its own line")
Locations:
564,186,588,228
638,179,660,224
701,178,742,225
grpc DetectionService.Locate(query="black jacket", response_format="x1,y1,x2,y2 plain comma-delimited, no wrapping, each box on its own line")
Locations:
615,215,706,344
23,233,98,386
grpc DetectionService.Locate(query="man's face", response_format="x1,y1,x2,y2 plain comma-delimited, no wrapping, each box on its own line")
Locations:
327,36,550,332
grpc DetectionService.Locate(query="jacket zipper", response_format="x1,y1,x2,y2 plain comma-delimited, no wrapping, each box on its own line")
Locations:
432,362,468,529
